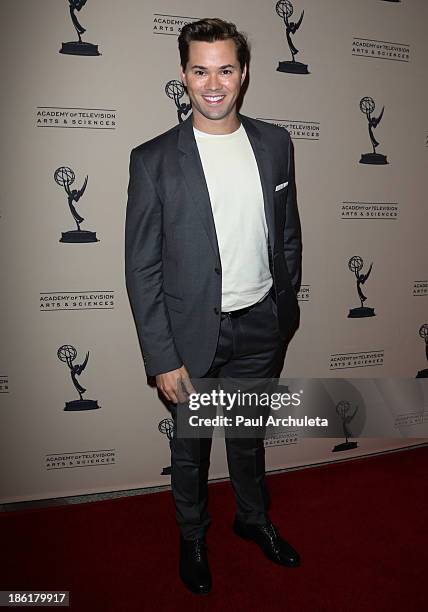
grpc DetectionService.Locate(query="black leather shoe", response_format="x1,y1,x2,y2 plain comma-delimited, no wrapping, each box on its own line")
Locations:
179,535,212,594
233,518,300,567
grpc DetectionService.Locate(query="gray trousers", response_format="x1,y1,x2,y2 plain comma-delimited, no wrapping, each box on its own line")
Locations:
169,293,286,540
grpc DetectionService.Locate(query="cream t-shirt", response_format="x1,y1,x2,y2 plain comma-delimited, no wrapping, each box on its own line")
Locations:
194,123,272,311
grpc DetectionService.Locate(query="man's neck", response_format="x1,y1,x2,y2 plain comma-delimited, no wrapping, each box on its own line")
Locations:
191,112,241,135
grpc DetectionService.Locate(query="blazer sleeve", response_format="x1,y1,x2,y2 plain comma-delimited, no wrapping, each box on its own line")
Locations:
125,148,183,377
284,135,302,293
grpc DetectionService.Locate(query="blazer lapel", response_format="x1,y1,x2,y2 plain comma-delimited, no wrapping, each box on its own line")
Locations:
239,113,275,248
177,115,220,261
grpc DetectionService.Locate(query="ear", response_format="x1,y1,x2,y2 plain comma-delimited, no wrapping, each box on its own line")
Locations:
241,63,248,84
179,64,187,86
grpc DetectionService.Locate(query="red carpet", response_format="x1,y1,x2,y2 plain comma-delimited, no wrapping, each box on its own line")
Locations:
2,445,427,611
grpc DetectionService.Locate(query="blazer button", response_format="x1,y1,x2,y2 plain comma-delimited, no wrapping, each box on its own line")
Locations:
214,267,221,275
214,307,220,315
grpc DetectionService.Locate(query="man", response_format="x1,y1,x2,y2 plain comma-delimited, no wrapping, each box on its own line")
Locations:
125,18,302,594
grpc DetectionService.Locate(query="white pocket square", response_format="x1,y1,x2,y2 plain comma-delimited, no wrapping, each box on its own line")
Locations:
275,181,288,192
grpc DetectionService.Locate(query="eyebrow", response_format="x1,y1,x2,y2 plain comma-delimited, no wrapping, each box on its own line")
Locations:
190,64,235,70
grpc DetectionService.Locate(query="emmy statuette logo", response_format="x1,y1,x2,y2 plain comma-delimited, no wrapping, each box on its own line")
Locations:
158,418,175,474
332,401,359,452
165,80,192,123
348,256,376,318
416,324,428,378
58,345,100,411
275,0,309,74
60,0,101,56
54,166,98,243
359,97,388,165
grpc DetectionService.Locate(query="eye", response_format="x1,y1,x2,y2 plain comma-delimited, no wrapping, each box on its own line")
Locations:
194,70,206,76
221,69,232,75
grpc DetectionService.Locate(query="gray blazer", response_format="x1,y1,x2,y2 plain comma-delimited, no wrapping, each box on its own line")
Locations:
125,113,302,378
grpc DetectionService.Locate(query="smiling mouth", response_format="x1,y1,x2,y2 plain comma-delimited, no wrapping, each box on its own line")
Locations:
202,95,226,105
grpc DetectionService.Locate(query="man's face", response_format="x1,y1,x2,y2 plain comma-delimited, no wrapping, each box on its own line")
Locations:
180,39,247,126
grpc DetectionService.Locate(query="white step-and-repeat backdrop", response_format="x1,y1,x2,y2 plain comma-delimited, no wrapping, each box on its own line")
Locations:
1,0,427,503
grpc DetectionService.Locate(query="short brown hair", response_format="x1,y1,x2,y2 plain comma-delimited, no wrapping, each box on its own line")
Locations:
178,18,250,71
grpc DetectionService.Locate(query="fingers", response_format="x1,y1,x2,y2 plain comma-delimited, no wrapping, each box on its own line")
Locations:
156,371,179,404
181,375,196,397
176,376,196,403
157,369,187,404
177,366,196,402
160,384,178,404
169,389,179,404
156,366,196,405
176,378,189,404
156,366,196,404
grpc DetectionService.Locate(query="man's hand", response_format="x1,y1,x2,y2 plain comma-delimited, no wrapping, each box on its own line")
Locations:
156,365,195,404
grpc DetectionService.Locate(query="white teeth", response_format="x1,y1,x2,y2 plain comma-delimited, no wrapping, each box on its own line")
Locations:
204,96,224,102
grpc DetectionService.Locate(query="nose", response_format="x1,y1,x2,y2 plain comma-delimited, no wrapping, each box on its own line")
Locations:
206,72,221,90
